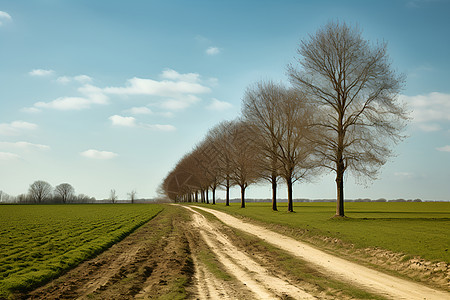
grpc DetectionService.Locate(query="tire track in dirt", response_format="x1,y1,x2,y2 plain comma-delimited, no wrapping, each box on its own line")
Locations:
76,244,142,298
193,205,450,300
192,255,234,299
184,206,316,299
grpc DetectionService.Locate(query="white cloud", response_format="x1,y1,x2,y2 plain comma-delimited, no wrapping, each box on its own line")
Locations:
160,95,201,110
21,107,42,113
126,107,152,115
78,84,108,104
80,149,118,160
0,121,38,136
104,77,210,97
74,75,93,83
160,69,200,83
56,76,71,84
29,69,211,112
206,98,233,111
109,115,137,127
0,141,50,150
400,92,450,131
57,75,93,84
35,97,91,110
109,115,175,132
206,47,220,56
402,92,450,123
436,145,450,152
29,69,54,77
0,11,12,26
0,152,20,160
32,84,108,111
144,124,176,131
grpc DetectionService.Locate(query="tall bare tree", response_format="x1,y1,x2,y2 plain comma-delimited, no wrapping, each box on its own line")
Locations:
207,121,236,206
55,183,75,204
242,80,283,211
29,180,53,203
288,21,407,217
227,120,263,208
275,87,316,212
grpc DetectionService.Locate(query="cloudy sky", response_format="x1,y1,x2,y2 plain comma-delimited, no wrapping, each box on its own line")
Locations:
1,0,449,201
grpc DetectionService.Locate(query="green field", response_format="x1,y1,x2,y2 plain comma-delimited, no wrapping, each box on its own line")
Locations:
195,202,450,263
0,204,163,298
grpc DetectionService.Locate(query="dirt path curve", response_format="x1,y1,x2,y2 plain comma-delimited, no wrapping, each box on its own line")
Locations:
185,206,315,299
192,205,449,300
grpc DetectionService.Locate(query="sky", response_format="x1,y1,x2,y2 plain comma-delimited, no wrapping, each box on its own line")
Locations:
0,0,449,201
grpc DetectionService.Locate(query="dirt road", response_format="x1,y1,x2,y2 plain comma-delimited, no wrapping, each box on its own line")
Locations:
24,204,449,299
193,205,449,300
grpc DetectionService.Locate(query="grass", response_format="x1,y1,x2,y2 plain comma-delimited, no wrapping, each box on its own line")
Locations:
0,204,163,298
192,201,450,263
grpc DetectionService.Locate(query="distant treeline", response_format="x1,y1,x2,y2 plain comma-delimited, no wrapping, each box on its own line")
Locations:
215,198,425,203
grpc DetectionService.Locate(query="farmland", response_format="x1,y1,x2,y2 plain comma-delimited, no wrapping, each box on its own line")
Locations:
0,204,163,298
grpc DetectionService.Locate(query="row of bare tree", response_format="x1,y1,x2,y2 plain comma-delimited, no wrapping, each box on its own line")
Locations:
161,21,408,216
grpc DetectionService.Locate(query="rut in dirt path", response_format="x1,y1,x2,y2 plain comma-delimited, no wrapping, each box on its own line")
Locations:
191,205,449,300
184,206,315,300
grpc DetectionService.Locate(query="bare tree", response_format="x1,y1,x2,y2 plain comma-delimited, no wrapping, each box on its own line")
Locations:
110,189,118,204
128,189,137,203
29,180,53,203
242,80,285,211
54,183,75,204
288,21,407,217
275,87,316,212
207,121,236,206
227,120,263,208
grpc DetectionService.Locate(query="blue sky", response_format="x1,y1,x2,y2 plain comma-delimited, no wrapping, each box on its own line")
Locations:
0,0,449,201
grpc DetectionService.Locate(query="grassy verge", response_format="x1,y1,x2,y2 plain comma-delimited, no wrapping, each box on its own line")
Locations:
0,204,163,298
191,202,450,263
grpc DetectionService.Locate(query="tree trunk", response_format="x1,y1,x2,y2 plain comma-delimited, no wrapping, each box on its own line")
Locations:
287,177,293,212
271,173,277,211
195,191,198,202
212,187,216,205
206,188,209,204
335,159,345,217
225,177,230,206
240,185,246,208
336,109,345,217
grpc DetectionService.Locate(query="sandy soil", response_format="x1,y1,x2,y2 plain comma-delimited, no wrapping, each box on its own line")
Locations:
193,205,450,300
185,205,315,299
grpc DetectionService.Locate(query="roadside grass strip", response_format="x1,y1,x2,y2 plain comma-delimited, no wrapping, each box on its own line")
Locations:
192,202,450,263
0,204,163,298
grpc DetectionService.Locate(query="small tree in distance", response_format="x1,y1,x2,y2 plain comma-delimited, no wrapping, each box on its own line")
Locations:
110,189,118,204
55,183,75,204
128,190,137,203
29,180,53,203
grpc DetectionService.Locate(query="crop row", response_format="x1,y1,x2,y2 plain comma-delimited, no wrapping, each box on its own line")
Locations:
0,204,163,298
